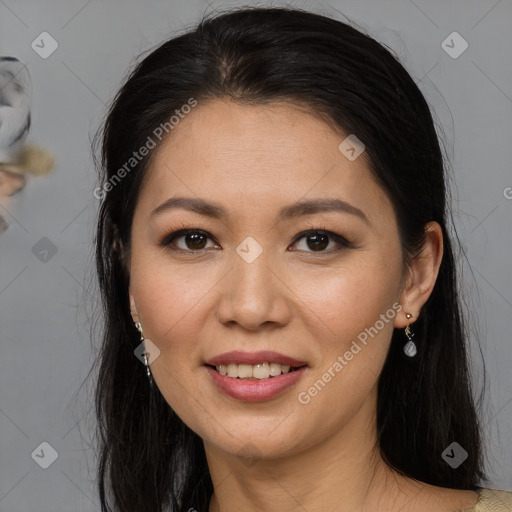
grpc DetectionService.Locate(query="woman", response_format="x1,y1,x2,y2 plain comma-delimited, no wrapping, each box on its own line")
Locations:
92,6,512,511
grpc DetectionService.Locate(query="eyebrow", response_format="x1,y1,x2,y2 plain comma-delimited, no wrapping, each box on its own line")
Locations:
150,196,370,225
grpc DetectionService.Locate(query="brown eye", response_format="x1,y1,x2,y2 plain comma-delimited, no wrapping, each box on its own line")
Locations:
160,229,217,252
304,232,329,251
291,230,352,253
182,232,208,250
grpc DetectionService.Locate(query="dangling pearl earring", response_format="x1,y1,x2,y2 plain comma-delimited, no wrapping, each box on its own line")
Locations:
403,313,417,357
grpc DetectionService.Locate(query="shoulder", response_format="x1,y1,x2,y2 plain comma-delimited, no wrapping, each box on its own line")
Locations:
473,488,512,511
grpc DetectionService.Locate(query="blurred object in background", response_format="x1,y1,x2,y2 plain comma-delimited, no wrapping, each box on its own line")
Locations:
0,56,32,163
0,56,54,234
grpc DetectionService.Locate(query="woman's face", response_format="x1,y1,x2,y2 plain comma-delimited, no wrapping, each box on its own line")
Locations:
128,99,409,460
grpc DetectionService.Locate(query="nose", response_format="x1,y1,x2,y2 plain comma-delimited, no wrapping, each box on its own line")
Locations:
216,246,292,331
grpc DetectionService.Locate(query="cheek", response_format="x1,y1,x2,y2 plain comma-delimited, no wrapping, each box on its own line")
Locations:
129,250,225,408
289,274,399,445
130,263,209,423
291,255,401,406
131,246,214,342
294,255,401,346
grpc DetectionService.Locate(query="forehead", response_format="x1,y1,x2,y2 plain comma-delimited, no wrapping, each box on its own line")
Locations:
136,99,392,226
152,99,348,174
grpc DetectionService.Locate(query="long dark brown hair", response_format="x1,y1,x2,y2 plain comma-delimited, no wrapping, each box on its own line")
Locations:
91,6,486,511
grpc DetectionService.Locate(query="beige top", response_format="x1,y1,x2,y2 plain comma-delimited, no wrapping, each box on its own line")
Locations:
470,488,512,511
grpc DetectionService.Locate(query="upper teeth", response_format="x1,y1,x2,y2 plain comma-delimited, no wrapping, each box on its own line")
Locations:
216,362,295,379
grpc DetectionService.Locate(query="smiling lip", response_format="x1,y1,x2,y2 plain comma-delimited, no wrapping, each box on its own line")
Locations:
204,350,307,367
203,350,308,402
204,365,307,402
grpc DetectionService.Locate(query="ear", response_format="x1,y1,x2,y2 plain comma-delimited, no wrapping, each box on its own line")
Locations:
394,221,444,328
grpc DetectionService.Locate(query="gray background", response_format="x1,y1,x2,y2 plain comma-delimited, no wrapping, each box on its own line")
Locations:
0,0,511,510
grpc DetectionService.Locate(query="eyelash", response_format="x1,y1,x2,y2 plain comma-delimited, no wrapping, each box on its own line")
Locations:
159,223,354,255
